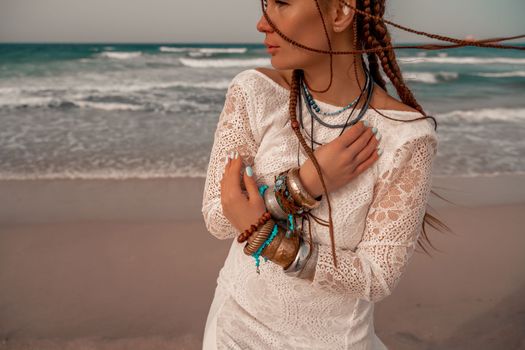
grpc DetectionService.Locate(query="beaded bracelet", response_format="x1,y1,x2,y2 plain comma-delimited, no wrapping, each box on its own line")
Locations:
237,211,272,243
237,184,276,274
237,184,271,244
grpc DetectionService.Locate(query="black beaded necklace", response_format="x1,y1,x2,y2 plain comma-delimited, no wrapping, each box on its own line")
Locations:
295,65,375,168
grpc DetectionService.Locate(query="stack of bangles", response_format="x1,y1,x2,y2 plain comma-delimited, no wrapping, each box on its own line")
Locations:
236,166,322,276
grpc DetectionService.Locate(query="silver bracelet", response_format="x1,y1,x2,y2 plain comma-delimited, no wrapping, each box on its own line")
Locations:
283,237,312,277
263,183,288,220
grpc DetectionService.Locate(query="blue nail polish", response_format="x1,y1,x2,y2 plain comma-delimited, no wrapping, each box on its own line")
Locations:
372,127,378,134
377,148,383,156
363,120,369,127
246,166,253,177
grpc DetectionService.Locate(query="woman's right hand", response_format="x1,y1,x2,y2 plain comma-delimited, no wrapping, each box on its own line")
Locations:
298,120,382,198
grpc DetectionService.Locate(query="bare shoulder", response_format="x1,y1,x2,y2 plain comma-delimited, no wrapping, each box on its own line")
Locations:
371,85,420,113
382,96,420,113
254,67,293,91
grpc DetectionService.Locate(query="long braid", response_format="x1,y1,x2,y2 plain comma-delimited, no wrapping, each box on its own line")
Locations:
357,0,450,253
359,1,433,128
370,0,425,114
289,69,339,268
359,0,450,254
360,0,386,90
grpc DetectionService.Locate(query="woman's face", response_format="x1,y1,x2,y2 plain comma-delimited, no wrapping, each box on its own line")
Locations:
256,0,334,70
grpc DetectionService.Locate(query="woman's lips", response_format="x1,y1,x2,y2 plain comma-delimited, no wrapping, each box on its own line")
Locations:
264,41,279,48
265,44,280,53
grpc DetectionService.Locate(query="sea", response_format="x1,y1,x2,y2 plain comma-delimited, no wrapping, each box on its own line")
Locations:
0,43,524,179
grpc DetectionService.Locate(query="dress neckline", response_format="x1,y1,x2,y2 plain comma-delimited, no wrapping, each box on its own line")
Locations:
249,68,423,115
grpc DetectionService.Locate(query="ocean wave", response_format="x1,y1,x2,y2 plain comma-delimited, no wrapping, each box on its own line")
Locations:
0,96,144,111
0,90,224,111
476,71,525,78
98,51,143,60
400,56,525,65
188,52,212,58
0,96,53,109
198,48,248,54
160,46,247,54
74,101,143,111
0,167,206,180
438,107,525,122
403,71,459,84
0,79,230,103
179,57,270,68
191,80,231,89
159,47,192,52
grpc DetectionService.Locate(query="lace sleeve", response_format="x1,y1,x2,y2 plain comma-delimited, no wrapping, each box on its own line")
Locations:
201,78,259,240
298,133,438,302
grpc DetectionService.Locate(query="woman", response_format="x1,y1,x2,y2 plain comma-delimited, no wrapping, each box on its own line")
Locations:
200,0,519,348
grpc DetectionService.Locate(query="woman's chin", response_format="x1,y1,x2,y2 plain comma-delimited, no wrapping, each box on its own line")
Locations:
269,58,295,71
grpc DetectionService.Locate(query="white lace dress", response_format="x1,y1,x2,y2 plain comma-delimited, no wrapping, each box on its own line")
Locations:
201,68,439,350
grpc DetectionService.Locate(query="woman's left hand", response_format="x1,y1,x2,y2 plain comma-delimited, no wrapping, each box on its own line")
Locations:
220,151,267,235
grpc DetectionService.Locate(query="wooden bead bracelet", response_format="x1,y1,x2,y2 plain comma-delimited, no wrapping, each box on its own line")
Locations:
237,210,272,243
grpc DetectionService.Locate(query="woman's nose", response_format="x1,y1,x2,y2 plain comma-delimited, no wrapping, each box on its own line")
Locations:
256,14,273,33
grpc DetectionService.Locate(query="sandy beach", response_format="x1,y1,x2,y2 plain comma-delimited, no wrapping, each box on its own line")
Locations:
0,173,524,350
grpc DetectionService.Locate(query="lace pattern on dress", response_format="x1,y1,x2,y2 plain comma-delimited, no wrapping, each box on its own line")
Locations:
308,134,438,302
201,79,259,240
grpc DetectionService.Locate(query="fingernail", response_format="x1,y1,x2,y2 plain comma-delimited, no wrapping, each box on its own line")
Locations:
375,132,382,141
246,166,253,177
234,151,239,159
377,148,383,156
363,120,369,127
372,127,378,134
229,151,234,159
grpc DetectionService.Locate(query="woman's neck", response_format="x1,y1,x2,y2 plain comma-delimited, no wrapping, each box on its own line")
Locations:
301,54,369,108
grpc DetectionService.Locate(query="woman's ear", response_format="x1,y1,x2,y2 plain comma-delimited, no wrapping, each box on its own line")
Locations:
332,0,356,33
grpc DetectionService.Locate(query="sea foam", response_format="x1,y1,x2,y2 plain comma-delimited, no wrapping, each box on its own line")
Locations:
98,51,143,60
179,57,271,68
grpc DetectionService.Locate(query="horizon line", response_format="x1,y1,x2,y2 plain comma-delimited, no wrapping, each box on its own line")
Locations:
1,41,525,46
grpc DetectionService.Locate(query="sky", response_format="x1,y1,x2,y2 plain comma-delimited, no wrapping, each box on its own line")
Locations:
0,0,523,43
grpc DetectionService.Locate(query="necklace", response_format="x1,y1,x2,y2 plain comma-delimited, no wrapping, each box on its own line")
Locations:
300,68,372,130
297,67,375,151
301,79,360,116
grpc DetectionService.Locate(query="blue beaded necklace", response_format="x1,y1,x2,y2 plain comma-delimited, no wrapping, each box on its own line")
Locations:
297,66,374,148
301,79,360,116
